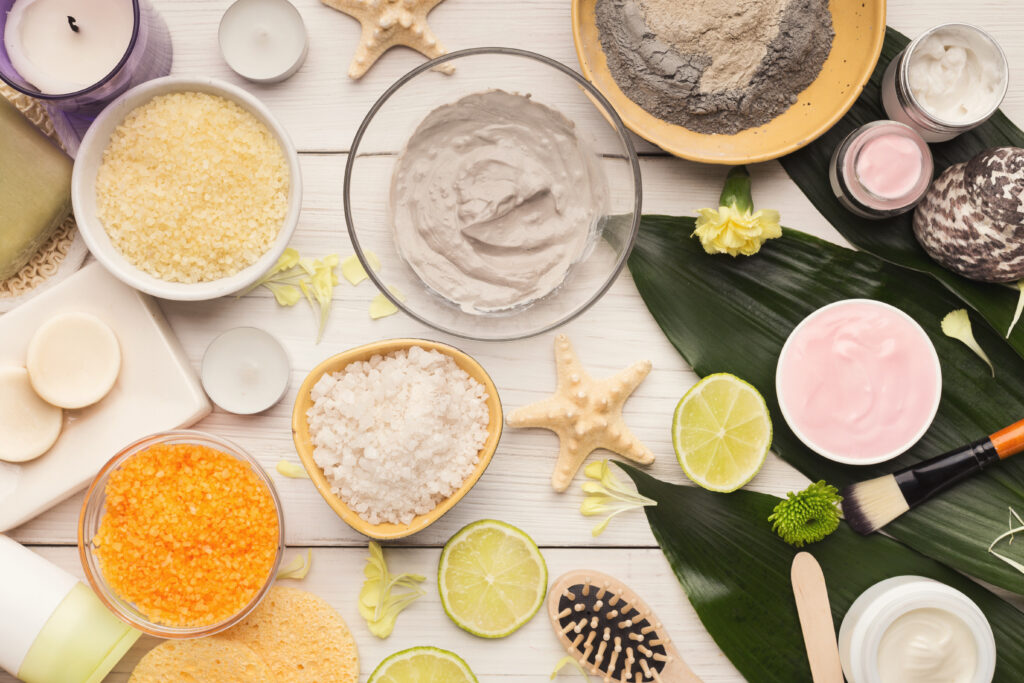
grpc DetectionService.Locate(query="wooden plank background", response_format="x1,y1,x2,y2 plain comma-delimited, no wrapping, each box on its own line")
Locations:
4,1,1023,681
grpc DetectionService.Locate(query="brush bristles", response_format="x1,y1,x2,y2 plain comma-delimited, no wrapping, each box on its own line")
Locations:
556,582,668,681
841,475,911,535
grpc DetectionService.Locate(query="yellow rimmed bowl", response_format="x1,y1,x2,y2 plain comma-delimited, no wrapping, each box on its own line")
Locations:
78,430,285,638
292,339,503,540
571,0,886,163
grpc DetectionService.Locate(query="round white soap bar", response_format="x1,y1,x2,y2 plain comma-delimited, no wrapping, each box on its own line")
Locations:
0,366,62,463
202,327,290,414
218,0,309,83
26,312,121,409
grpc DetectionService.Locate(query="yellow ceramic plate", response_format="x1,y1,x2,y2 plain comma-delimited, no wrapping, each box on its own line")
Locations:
291,339,503,540
571,0,886,164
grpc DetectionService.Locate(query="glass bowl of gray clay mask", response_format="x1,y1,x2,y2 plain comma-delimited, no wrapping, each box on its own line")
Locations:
344,47,642,341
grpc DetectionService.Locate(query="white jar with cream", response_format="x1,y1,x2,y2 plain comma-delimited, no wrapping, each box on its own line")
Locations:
882,24,1008,142
839,576,996,683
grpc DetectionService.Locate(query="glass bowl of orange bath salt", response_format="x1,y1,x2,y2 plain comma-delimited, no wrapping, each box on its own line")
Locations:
78,430,284,638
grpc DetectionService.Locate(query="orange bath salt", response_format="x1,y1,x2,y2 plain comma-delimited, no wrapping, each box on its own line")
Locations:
94,443,280,628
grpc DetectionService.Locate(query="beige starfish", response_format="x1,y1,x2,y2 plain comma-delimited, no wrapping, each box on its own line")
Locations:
507,334,655,492
321,0,453,79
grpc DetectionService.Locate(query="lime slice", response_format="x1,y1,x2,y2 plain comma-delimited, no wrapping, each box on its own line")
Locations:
672,373,772,492
368,647,478,683
438,519,548,638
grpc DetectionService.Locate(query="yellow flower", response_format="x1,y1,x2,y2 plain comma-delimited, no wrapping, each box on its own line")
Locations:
693,165,782,257
358,542,425,638
693,205,781,257
271,247,301,275
276,549,312,579
580,460,656,537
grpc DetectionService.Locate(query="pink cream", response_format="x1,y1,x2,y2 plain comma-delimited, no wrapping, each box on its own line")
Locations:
854,133,924,199
776,300,941,463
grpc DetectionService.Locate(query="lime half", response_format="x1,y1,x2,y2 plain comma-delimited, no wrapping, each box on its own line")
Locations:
368,647,478,683
672,373,772,492
438,519,548,638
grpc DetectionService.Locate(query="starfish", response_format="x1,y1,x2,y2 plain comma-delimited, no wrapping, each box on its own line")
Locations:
321,0,453,79
507,334,655,492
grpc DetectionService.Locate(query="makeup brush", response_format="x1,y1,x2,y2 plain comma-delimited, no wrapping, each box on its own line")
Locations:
842,417,1024,534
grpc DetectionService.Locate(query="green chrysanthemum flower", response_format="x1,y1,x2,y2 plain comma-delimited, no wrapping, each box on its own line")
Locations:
768,480,843,548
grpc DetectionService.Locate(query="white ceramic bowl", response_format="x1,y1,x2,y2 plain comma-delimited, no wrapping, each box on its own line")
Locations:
775,298,942,466
71,76,302,301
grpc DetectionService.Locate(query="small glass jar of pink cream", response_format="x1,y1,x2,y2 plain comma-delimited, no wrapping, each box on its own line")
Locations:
829,121,933,220
776,299,942,465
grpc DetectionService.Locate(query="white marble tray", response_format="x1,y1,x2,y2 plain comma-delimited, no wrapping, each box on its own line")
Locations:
0,263,211,531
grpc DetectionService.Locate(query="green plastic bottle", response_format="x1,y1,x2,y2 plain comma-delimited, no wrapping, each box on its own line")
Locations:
0,536,140,683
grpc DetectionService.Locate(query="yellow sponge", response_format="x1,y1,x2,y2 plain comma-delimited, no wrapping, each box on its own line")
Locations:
128,638,275,683
219,586,359,683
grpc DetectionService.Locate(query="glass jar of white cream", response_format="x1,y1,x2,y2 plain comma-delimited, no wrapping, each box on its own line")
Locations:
882,23,1008,142
839,576,996,683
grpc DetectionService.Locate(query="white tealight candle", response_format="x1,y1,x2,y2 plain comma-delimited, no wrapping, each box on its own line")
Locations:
218,0,308,83
3,0,134,95
201,327,290,415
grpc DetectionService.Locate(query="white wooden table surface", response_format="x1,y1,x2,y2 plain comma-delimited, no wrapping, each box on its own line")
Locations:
5,1,1024,681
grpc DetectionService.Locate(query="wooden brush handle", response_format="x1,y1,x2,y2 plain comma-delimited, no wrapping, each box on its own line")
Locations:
990,418,1024,459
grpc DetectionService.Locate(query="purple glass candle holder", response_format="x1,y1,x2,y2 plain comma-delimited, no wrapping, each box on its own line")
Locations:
0,0,172,156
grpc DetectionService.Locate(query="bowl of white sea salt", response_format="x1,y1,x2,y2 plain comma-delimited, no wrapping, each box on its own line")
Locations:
291,339,503,540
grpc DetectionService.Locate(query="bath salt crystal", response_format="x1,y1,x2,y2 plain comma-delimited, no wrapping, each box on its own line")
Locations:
306,347,490,525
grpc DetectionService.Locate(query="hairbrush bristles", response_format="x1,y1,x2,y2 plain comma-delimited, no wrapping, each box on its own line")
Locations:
841,474,910,535
554,582,666,680
548,571,706,682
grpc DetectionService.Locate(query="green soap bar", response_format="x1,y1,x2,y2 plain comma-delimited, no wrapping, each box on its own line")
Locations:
0,97,72,281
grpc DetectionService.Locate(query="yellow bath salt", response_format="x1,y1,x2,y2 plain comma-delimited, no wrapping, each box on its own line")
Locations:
95,91,289,283
94,443,280,627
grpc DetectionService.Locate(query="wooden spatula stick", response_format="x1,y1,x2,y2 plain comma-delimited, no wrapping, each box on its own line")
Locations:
791,552,844,683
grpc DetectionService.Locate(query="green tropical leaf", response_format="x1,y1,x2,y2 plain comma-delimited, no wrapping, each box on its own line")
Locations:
779,27,1024,355
627,216,1024,592
618,463,1024,682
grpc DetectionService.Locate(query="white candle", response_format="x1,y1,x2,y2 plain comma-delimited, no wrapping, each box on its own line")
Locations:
218,0,308,83
3,0,134,95
201,327,290,415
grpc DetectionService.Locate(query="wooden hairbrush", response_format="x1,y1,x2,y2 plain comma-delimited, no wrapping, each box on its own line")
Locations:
547,570,703,683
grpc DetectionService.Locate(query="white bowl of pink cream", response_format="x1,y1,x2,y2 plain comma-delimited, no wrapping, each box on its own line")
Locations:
776,299,942,465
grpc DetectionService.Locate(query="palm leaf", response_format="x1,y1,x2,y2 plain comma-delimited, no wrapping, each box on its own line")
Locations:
779,27,1024,353
627,216,1024,592
619,463,1024,682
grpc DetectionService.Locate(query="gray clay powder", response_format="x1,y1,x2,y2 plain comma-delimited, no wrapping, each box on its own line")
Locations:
595,0,834,135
